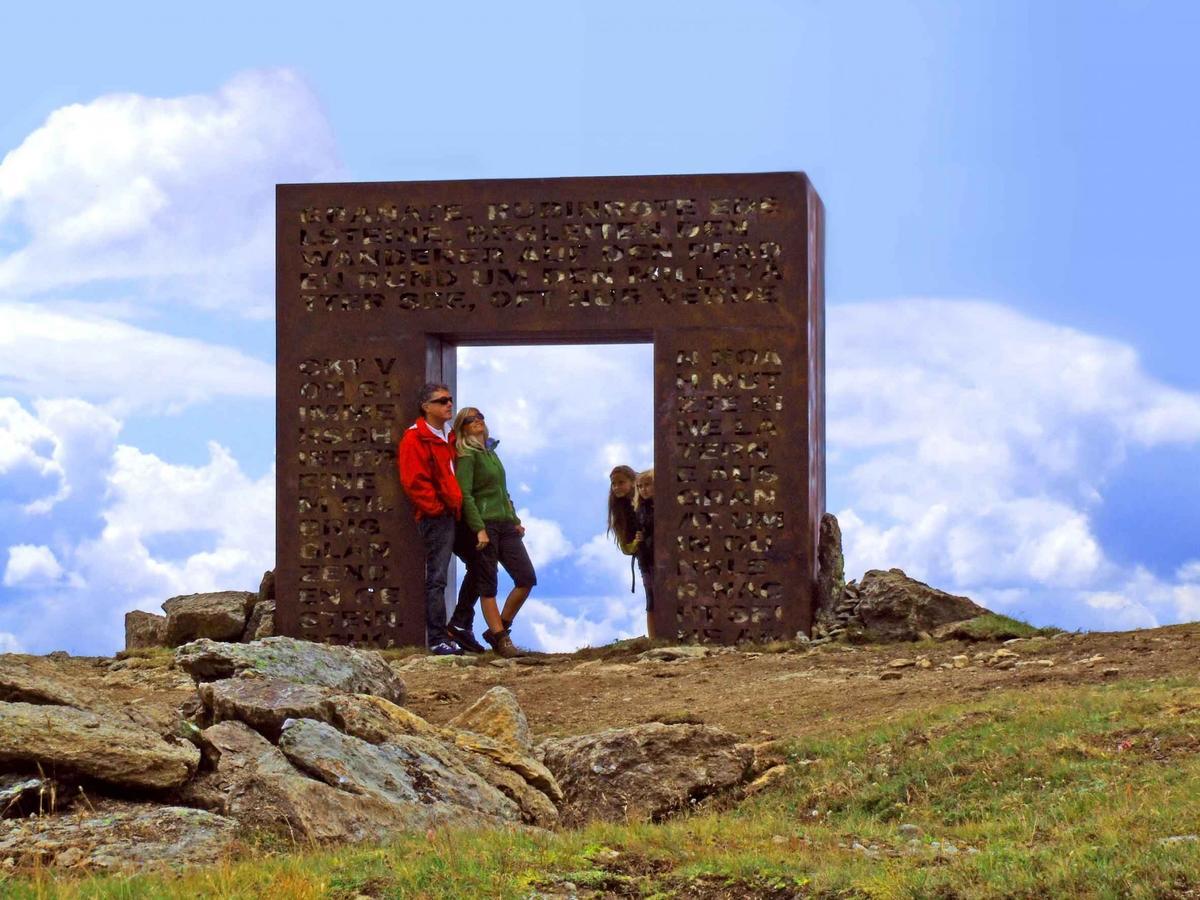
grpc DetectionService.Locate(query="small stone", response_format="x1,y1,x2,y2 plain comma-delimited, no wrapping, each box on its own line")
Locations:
880,671,903,681
916,658,932,669
951,655,969,668
1159,835,1199,845
990,648,1019,661
888,658,915,669
898,823,921,839
54,846,85,867
1102,668,1120,678
772,834,787,845
639,645,711,662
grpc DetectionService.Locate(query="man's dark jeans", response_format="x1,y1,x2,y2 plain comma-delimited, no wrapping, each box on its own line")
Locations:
416,514,477,646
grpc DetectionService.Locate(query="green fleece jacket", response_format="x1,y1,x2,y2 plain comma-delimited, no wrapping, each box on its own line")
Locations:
455,448,520,533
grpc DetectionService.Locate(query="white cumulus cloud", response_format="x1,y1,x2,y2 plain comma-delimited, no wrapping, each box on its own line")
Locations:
518,596,643,653
3,545,63,586
0,69,341,317
513,508,572,570
0,396,273,654
830,298,1200,630
0,303,273,414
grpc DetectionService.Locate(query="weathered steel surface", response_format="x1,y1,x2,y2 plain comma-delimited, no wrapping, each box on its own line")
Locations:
276,173,824,646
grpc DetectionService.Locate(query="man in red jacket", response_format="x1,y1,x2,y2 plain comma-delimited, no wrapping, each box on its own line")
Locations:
397,382,481,655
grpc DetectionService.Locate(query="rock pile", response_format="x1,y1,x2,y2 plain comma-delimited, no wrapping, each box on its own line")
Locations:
0,635,766,872
125,571,276,651
815,567,991,642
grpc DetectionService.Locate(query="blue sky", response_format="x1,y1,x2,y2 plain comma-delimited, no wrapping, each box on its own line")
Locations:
1,1,1198,654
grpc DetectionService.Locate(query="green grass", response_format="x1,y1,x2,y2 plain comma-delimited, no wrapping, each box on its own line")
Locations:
6,678,1198,899
940,613,1064,642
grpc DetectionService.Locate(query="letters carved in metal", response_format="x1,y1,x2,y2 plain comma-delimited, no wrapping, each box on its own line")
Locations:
276,173,825,647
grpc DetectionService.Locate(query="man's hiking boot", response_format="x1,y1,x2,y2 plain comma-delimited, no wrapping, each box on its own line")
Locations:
484,628,521,659
447,625,486,654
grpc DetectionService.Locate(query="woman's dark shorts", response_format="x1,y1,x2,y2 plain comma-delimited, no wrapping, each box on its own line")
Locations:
473,521,537,597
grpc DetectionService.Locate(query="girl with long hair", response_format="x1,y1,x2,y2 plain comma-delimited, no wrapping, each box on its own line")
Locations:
452,407,536,658
633,468,655,638
608,464,654,636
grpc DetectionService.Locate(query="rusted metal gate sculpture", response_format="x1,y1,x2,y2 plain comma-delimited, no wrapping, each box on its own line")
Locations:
276,172,824,647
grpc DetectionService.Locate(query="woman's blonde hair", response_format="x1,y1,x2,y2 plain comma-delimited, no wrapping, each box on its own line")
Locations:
451,407,489,455
634,468,655,509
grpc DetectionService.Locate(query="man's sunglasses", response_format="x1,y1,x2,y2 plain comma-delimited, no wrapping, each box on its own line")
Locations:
425,396,453,406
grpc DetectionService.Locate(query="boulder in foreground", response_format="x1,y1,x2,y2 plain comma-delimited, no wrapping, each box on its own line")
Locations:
0,803,237,871
0,701,199,791
541,722,753,827
278,718,522,823
446,686,532,752
181,720,459,843
174,636,406,704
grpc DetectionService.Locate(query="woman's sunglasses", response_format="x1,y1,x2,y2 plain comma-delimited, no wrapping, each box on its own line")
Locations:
462,414,486,425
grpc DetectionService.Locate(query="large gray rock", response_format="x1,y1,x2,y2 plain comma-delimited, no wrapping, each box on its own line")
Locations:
453,746,558,827
198,676,339,740
0,701,199,791
541,723,753,827
854,568,990,642
180,720,453,844
0,654,97,707
162,591,256,646
316,695,559,826
815,512,845,623
450,729,563,804
326,693,443,743
278,718,521,823
125,610,168,650
446,686,532,752
174,636,406,704
0,801,237,870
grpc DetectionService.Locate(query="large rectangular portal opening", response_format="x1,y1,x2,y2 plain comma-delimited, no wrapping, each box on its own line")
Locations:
451,342,654,652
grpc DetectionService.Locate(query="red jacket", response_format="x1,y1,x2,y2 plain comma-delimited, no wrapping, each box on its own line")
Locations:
397,418,463,521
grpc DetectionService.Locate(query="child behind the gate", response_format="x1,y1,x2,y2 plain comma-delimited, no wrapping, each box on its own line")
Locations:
633,468,655,638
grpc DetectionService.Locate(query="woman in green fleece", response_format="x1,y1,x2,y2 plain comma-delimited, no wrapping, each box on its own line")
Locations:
451,406,537,658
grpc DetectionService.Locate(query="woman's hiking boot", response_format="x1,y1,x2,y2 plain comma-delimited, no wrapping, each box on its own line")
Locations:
484,628,521,659
447,624,486,654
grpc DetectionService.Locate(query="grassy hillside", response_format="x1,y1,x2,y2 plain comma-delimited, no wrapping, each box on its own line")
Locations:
7,675,1198,899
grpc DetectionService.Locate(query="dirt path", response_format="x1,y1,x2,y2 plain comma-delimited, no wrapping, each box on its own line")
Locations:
399,624,1200,744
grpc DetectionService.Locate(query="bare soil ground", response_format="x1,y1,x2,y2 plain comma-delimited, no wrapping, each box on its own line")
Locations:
14,624,1197,749
398,623,1200,744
